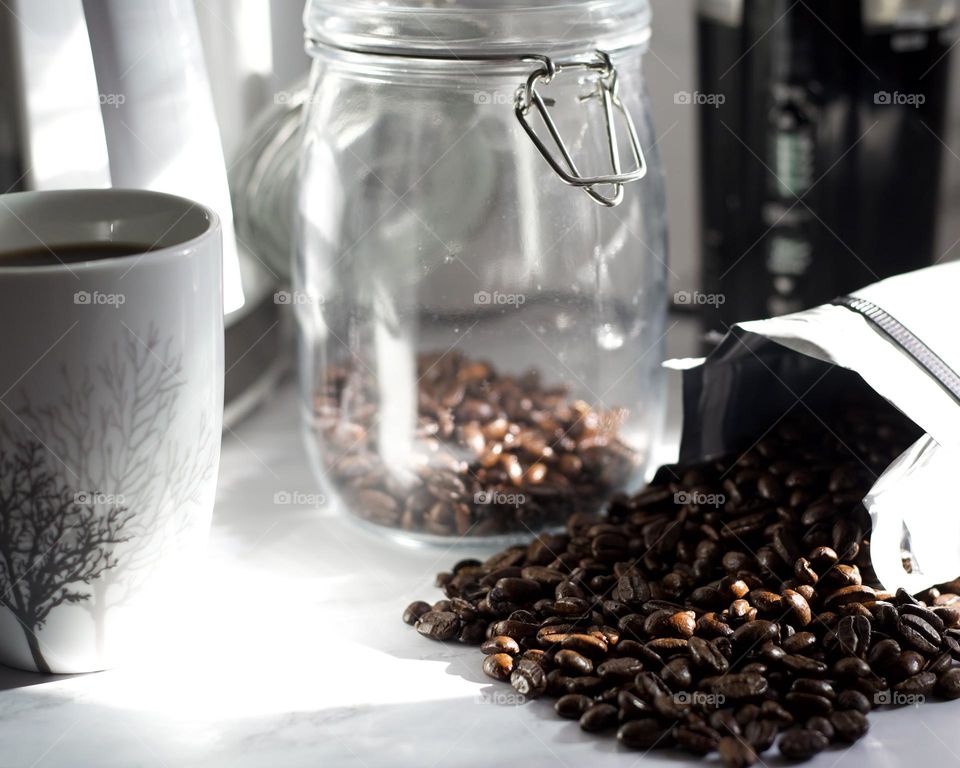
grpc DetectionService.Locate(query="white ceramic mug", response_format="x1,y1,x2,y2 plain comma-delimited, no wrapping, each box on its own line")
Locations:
0,189,223,673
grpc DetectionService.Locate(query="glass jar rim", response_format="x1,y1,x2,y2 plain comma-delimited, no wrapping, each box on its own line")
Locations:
304,0,652,58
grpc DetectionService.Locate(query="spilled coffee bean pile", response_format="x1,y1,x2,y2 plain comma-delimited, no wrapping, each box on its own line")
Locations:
315,351,638,536
403,404,960,764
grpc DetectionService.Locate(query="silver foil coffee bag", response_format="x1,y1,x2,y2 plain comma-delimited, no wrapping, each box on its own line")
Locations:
668,262,960,593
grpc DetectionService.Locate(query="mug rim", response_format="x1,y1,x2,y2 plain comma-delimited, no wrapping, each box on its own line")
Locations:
0,188,220,275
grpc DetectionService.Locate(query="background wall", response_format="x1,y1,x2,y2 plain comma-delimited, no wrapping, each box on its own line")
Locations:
646,0,960,298
194,0,960,300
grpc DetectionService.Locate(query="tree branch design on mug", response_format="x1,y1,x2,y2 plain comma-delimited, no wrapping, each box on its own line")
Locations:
6,324,216,669
0,440,133,673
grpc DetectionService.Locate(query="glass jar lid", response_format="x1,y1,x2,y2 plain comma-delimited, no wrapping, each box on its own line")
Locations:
304,0,652,58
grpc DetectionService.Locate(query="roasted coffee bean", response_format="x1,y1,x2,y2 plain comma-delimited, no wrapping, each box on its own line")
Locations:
732,620,779,650
943,633,960,661
560,633,608,658
925,651,953,677
520,649,547,665
836,615,871,657
852,672,887,697
521,566,565,587
833,655,870,682
688,636,730,675
544,667,573,693
805,716,834,740
415,610,460,641
749,590,782,613
618,718,670,750
710,709,742,737
646,638,689,655
937,668,960,699
824,584,876,609
830,709,869,742
635,671,672,700
736,704,761,726
836,690,871,714
792,679,836,700
554,580,584,600
720,576,751,600
744,719,778,752
459,619,487,644
899,613,942,654
555,693,593,719
901,603,946,634
597,656,643,681
579,703,618,732
714,636,735,659
780,655,828,677
935,604,960,629
617,689,652,721
662,657,695,689
616,573,652,605
759,641,786,663
403,600,432,625
644,609,696,639
894,671,936,698
758,701,792,724
809,546,839,571
675,722,722,755
784,692,833,717
702,673,768,702
496,577,541,604
483,653,514,681
895,587,923,606
717,735,757,768
555,649,593,675
729,599,752,620
480,635,520,655
697,612,734,638
782,589,812,627
555,597,591,616
867,637,901,668
653,693,688,720
564,675,605,696
510,658,546,697
794,557,819,585
490,619,539,639
778,729,828,761
781,632,816,654
872,600,900,629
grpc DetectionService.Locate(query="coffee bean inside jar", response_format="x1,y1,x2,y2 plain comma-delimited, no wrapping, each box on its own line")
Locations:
312,351,642,537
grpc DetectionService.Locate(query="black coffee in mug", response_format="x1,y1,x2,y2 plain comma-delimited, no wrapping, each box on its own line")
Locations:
0,242,153,267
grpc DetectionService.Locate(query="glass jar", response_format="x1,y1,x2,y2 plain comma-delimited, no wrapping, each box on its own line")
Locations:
297,0,667,541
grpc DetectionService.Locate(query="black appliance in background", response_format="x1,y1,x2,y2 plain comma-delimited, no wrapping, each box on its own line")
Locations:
697,0,957,334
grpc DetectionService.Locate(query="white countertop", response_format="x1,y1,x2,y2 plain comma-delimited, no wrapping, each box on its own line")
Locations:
1,372,959,768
